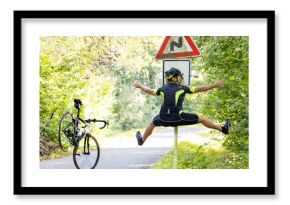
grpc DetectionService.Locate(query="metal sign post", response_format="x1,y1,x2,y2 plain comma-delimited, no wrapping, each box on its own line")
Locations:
173,127,178,169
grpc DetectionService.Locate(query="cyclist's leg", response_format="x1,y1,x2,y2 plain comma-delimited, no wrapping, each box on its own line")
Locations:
142,122,155,143
136,122,155,146
136,114,162,146
198,115,222,131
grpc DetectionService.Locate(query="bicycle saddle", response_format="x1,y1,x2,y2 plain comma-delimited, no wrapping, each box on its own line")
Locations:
74,99,83,109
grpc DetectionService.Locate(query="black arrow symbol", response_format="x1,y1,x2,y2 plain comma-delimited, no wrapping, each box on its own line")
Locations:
170,37,183,52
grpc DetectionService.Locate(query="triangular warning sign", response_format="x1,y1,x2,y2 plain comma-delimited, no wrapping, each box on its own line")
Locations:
156,36,201,60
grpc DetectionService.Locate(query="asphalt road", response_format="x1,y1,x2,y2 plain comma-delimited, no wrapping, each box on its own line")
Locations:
40,126,206,169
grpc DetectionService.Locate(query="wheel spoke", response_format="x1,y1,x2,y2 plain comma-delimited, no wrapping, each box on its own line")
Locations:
86,156,92,168
80,155,87,168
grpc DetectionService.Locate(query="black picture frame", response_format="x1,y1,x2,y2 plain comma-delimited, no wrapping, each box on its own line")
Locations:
14,10,275,195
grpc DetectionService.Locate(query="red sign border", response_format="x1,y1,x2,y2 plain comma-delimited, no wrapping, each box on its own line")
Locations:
156,36,201,60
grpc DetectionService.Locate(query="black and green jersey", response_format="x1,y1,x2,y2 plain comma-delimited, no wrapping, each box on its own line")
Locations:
155,82,195,114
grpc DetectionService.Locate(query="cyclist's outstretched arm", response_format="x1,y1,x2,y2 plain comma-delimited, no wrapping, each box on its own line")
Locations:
132,81,156,96
194,80,225,93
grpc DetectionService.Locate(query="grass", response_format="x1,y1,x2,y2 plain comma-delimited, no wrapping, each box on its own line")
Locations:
152,141,248,169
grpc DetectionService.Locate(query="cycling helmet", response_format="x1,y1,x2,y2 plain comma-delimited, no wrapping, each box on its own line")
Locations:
165,67,183,80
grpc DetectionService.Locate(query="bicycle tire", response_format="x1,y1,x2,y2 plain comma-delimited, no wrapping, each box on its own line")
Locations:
58,112,74,152
73,133,100,169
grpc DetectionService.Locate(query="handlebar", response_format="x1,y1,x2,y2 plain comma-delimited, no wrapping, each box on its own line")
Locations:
85,119,109,129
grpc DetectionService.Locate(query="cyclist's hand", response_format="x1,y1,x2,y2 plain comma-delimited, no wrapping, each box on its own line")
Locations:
132,81,141,89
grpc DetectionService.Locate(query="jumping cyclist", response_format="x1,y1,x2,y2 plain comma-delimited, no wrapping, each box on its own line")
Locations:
132,67,231,146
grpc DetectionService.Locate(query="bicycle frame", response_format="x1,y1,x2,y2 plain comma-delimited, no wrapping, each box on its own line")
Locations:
72,108,84,145
72,106,108,145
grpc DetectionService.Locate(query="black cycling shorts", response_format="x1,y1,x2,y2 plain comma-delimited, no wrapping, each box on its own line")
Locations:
152,112,199,127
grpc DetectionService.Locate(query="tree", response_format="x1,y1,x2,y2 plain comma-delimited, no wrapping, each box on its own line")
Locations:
192,36,249,154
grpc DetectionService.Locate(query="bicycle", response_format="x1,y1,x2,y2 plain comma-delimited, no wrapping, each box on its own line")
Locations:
58,99,109,169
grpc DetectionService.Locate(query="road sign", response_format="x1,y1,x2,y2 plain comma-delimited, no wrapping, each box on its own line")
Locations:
163,59,191,86
156,36,200,60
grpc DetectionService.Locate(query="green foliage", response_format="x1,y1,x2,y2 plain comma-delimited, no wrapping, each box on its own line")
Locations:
109,37,162,130
152,141,248,169
192,36,249,154
39,36,163,149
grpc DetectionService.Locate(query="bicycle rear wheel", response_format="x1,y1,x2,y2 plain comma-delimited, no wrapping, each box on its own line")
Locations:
73,133,100,169
58,112,74,152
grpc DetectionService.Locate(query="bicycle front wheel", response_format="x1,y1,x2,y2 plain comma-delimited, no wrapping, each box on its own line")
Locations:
73,133,100,169
58,112,74,152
